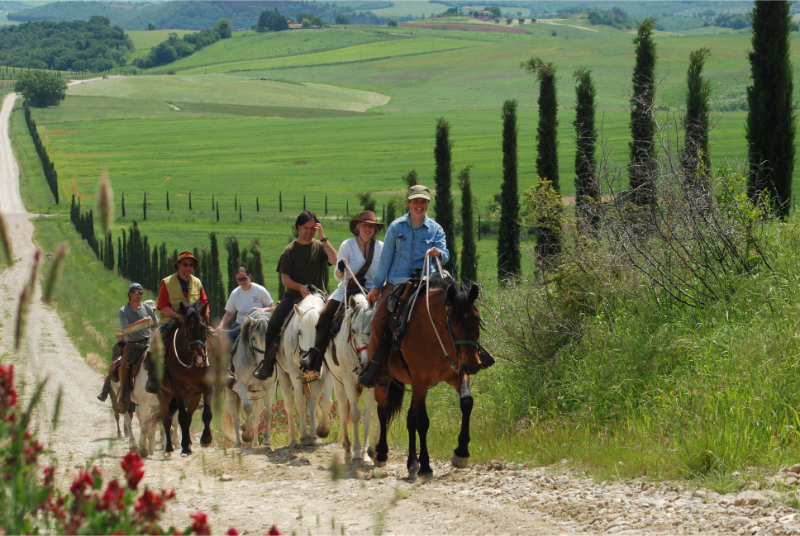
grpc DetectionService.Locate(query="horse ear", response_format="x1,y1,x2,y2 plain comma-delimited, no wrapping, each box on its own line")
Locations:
349,295,358,310
469,284,480,302
200,302,208,318
179,302,187,315
241,317,251,343
293,304,302,317
446,285,456,304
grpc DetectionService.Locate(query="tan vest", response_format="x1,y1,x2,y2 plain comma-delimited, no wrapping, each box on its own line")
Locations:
159,273,202,318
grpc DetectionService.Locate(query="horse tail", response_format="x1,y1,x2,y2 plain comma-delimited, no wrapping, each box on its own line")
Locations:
386,381,405,425
221,396,240,441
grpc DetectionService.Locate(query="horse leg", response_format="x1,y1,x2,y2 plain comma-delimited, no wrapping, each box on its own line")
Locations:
234,381,253,444
332,376,350,457
292,373,314,446
200,390,213,447
363,388,377,460
159,393,175,457
406,388,422,480
177,397,195,456
224,387,243,448
417,394,432,478
316,368,334,439
345,379,363,463
451,374,473,469
135,406,149,457
261,376,277,448
374,388,390,468
277,367,299,446
127,411,136,452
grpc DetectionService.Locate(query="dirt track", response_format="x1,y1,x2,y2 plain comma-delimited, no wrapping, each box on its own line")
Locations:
3,92,800,536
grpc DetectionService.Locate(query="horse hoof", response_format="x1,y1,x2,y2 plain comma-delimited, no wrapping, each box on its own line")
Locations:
316,425,330,439
351,458,363,468
140,447,150,458
301,436,319,446
241,432,254,443
419,471,434,482
408,466,420,481
374,459,387,468
181,450,192,457
165,452,172,460
451,454,469,469
201,440,213,448
367,446,376,459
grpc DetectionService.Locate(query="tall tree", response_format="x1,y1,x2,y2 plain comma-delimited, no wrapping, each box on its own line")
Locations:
121,192,125,217
683,48,711,181
248,238,266,286
142,192,147,220
207,233,225,320
522,57,559,191
628,18,658,206
747,0,795,217
401,169,419,188
498,99,521,281
166,190,170,211
433,117,458,277
459,166,478,284
573,68,599,228
224,235,241,293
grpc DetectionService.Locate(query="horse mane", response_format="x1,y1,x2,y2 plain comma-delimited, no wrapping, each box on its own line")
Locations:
298,293,325,313
431,277,474,317
183,302,205,322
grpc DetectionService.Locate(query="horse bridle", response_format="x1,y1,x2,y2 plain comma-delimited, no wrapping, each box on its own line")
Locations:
249,318,269,363
172,320,208,368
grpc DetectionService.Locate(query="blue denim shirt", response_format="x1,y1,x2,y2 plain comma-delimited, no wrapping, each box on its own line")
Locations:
374,212,450,290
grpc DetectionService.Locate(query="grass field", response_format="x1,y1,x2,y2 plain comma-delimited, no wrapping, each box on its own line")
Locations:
127,29,193,50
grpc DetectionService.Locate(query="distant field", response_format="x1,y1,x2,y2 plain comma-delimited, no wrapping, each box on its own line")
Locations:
127,29,192,50
149,28,402,73
173,36,484,74
66,74,389,112
371,1,451,18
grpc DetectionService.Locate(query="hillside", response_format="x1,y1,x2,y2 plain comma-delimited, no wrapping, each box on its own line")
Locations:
7,1,394,30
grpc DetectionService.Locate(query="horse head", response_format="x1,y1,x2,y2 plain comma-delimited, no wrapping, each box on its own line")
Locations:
242,310,270,366
444,282,483,376
293,294,324,357
179,302,210,367
348,294,373,370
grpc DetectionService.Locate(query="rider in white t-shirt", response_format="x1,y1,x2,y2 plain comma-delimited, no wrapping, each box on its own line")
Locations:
216,266,275,342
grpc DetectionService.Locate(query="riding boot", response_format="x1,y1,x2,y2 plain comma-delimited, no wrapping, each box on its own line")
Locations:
97,375,112,402
143,353,159,394
358,329,393,388
299,299,339,373
115,359,132,413
299,346,325,374
253,338,279,381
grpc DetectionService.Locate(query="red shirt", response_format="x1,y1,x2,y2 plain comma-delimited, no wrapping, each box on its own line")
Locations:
157,281,208,311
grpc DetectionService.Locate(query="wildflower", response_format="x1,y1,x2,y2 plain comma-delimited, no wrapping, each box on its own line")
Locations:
226,528,239,535
121,452,145,490
70,469,96,499
43,466,55,487
190,509,211,536
98,478,125,511
0,363,17,419
134,487,174,521
267,526,281,535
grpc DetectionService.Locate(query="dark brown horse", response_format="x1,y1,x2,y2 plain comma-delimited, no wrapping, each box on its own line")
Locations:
374,277,491,479
158,302,213,457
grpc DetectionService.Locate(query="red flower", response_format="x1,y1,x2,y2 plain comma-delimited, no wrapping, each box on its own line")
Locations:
267,526,281,535
190,509,211,536
70,469,96,499
99,478,125,511
135,488,174,522
0,363,17,418
43,466,55,487
121,452,145,490
226,528,239,535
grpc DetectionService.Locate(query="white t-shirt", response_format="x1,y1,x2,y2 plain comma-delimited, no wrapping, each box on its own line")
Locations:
330,237,383,302
225,283,274,324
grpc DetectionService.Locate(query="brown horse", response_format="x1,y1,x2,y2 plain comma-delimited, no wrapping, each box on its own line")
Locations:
374,277,491,479
158,302,212,457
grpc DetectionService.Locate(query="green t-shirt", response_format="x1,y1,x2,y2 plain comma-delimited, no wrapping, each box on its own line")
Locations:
276,239,330,299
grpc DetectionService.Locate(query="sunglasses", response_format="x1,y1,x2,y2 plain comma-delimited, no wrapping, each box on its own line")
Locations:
180,262,195,267
130,291,143,295
236,276,248,282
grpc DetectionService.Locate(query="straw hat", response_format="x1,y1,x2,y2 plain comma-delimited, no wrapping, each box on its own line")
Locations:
349,210,385,235
173,250,200,269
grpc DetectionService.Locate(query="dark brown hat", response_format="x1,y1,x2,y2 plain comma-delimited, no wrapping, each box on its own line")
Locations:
173,250,200,270
349,210,385,235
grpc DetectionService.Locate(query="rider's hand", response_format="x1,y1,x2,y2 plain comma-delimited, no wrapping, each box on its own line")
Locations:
367,288,380,305
300,285,311,299
315,223,325,240
337,260,346,273
175,314,185,323
426,247,441,258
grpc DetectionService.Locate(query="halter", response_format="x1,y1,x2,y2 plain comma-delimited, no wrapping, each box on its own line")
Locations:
172,318,208,368
248,318,269,363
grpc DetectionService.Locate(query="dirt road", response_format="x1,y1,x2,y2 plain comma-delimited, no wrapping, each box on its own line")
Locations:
2,91,799,536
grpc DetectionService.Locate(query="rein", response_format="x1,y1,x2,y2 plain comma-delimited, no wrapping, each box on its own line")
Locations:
171,319,207,369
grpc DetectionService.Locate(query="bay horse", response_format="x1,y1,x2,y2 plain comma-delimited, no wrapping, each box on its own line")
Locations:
158,302,212,457
374,270,491,479
222,309,279,448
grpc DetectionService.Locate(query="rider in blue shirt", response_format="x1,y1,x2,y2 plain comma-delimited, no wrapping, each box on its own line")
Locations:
358,184,449,387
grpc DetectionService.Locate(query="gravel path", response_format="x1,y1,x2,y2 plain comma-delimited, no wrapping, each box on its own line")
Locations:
3,88,800,536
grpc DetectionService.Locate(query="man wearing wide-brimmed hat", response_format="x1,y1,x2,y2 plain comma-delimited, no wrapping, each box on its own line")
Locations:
300,210,385,373
156,250,209,323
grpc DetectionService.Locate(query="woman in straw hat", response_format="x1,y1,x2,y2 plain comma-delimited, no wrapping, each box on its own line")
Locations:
300,210,384,373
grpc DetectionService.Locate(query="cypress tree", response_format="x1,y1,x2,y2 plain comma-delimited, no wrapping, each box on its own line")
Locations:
256,197,260,212
459,166,478,284
117,236,122,274
249,238,266,286
387,199,398,225
143,192,147,220
628,18,658,206
325,196,327,214
150,247,158,290
224,236,241,293
121,192,125,217
235,194,237,210
159,243,167,282
189,191,192,210
279,191,282,212
303,195,306,211
166,191,170,211
346,200,349,215
239,204,242,221
573,68,599,228
683,48,711,182
402,169,419,187
121,230,127,279
498,99,521,281
433,117,458,278
208,232,225,319
216,202,220,222
212,193,215,211
747,0,795,217
522,57,559,191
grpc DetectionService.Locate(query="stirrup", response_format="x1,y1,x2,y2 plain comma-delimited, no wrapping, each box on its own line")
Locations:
145,379,159,394
97,392,108,402
358,360,381,388
253,359,272,380
299,347,324,374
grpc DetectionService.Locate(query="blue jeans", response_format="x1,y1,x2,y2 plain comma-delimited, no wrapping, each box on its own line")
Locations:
227,322,241,343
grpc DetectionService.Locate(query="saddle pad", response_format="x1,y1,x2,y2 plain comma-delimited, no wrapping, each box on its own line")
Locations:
130,350,148,388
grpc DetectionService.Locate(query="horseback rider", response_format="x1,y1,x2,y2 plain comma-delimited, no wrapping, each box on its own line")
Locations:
114,283,159,413
253,210,338,380
300,210,384,374
358,185,449,387
216,266,275,343
156,251,209,371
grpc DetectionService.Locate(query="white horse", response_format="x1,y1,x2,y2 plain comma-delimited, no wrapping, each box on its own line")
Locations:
222,310,279,448
274,292,333,446
326,293,379,466
110,364,179,456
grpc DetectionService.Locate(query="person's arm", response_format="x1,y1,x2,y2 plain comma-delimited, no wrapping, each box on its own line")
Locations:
157,282,183,321
315,222,338,265
216,311,234,332
282,273,311,298
119,308,152,335
334,241,348,281
373,225,395,291
259,288,276,312
432,224,450,265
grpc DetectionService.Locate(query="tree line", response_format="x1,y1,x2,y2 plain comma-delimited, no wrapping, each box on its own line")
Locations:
133,20,231,70
23,101,59,203
0,17,132,71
